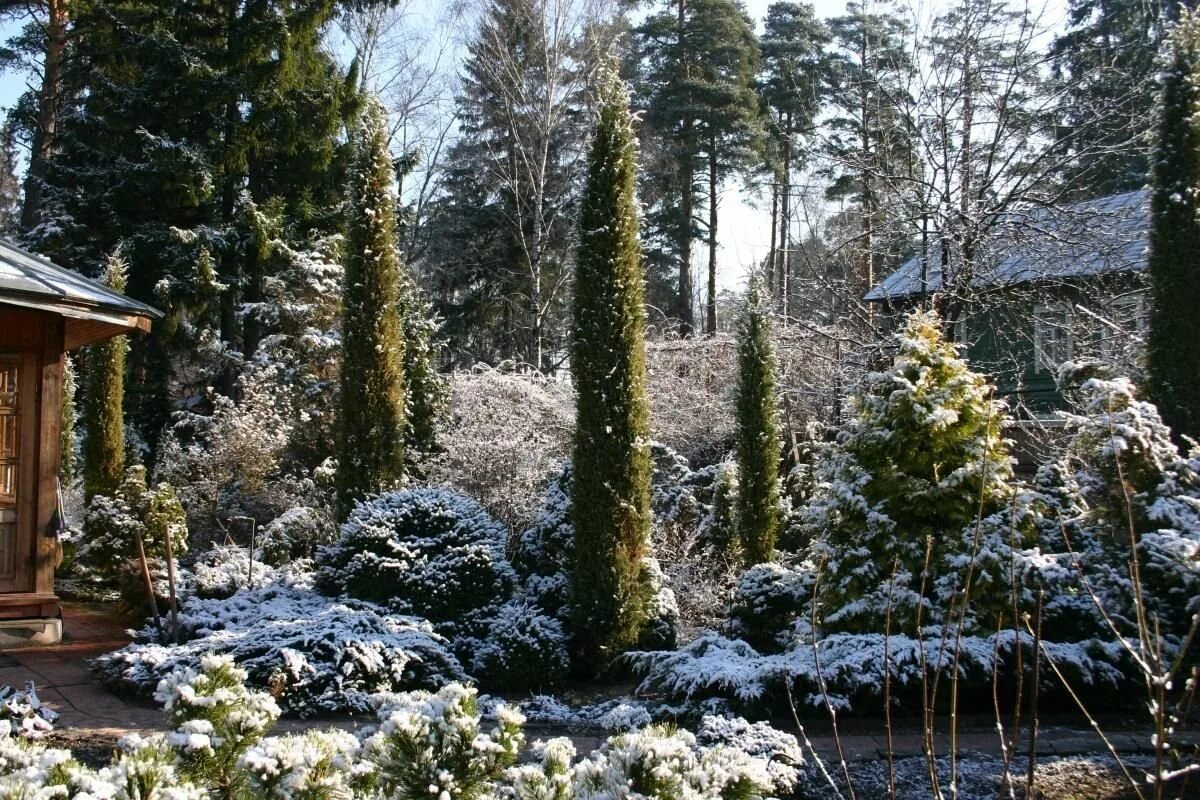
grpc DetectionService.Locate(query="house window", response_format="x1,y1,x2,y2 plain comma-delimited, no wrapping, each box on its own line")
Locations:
1110,293,1148,335
1033,304,1072,373
0,362,17,579
952,316,969,348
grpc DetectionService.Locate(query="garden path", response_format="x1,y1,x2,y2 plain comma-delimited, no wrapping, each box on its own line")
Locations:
0,603,1182,763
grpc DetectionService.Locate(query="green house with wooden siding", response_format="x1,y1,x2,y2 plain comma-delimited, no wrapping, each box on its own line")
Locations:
865,190,1149,421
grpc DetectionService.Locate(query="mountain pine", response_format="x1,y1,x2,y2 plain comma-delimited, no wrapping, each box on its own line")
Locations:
570,68,654,669
734,278,782,565
1147,10,1200,444
336,103,407,519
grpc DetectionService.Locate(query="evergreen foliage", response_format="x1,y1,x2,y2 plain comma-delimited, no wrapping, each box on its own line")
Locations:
1052,0,1162,195
82,254,128,501
59,355,76,484
336,103,407,518
29,0,364,453
1147,9,1200,445
804,311,1015,632
733,278,782,565
570,67,654,668
636,0,765,333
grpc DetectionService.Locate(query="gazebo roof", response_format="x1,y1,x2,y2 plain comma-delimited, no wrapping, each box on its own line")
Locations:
0,240,162,350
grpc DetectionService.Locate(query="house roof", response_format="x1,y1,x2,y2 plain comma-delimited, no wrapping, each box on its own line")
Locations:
0,239,163,350
865,189,1149,303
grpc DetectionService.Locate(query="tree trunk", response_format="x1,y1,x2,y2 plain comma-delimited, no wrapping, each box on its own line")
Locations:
20,0,69,234
768,183,778,303
676,0,694,335
779,113,792,318
706,146,718,335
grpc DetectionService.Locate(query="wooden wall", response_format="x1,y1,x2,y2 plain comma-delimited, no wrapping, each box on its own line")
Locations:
0,306,63,621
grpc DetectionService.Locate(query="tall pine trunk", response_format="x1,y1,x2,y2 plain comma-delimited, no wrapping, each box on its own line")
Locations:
20,0,69,233
706,144,718,335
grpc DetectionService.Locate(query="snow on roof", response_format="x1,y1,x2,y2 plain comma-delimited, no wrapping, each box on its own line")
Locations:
0,239,162,348
865,189,1149,302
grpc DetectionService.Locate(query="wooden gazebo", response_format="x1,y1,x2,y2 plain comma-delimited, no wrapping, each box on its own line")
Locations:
0,241,160,643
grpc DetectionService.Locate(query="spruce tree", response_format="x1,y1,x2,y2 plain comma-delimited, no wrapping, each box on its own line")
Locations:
571,67,654,668
1147,10,1200,444
336,103,407,518
734,277,782,565
83,254,128,501
805,311,1014,632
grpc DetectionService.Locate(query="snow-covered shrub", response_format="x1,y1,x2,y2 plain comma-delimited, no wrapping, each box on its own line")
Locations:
511,462,574,617
257,506,337,566
156,364,295,538
729,561,814,652
92,568,465,715
365,684,524,800
803,311,1018,633
240,728,371,800
0,683,57,739
629,629,1129,714
695,715,803,795
563,724,772,800
428,368,574,532
645,335,738,467
192,545,276,599
156,653,280,795
471,600,570,691
513,463,680,651
77,465,189,582
315,488,516,643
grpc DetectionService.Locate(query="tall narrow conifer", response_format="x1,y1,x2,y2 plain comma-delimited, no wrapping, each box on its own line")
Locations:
1148,11,1200,443
571,68,653,668
734,277,782,565
336,104,407,518
83,254,128,501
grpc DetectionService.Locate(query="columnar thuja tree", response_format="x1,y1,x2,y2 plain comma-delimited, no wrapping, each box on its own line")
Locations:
570,68,654,668
804,311,1014,632
337,103,407,518
83,253,128,501
1148,10,1200,444
734,277,782,565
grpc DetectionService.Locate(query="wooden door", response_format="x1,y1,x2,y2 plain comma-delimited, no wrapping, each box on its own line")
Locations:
0,354,35,593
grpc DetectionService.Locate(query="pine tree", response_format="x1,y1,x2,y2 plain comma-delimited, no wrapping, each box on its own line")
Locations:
760,2,828,310
636,0,765,335
805,311,1014,632
1147,10,1200,444
336,103,407,518
83,254,128,501
734,277,782,565
1052,0,1164,196
571,67,654,668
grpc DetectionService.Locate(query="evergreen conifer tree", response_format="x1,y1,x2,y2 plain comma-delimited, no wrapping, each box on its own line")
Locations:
805,311,1014,632
60,355,76,485
734,278,782,565
1147,10,1200,444
336,103,407,518
83,254,128,501
570,67,654,668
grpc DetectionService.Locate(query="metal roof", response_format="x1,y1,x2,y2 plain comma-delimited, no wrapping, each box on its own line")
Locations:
0,239,162,350
865,189,1149,302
